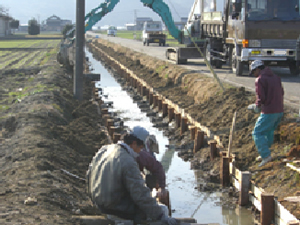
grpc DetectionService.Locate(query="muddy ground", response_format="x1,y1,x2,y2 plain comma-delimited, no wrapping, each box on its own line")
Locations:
87,38,300,220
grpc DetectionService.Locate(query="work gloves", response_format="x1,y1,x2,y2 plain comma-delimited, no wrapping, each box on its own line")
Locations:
161,214,178,225
247,103,261,113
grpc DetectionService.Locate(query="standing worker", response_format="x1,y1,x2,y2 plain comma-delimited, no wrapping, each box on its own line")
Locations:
248,60,284,167
86,126,177,224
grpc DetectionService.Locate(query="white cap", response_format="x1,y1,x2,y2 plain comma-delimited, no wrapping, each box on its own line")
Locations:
130,126,149,144
145,135,159,154
249,60,264,75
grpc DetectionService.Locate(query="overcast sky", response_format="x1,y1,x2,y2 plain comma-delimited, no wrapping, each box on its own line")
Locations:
2,0,195,27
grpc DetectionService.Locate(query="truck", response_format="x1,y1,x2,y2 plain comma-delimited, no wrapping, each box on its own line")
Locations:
142,21,166,46
107,26,117,37
171,0,300,76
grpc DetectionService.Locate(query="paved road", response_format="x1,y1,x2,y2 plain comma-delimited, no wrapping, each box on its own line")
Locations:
87,32,300,111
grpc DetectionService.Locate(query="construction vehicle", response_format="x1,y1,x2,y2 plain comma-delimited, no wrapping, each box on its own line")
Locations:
84,0,300,76
179,0,300,76
107,26,117,37
142,21,166,46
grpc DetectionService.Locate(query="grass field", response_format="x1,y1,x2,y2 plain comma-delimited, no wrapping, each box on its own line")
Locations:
96,30,184,47
0,39,59,48
0,38,60,71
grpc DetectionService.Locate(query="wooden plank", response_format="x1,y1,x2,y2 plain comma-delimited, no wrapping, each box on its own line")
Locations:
287,163,300,174
250,181,264,202
249,194,261,211
275,200,300,224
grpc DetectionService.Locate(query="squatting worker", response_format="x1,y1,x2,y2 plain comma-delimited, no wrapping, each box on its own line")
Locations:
137,135,165,190
248,60,284,167
137,134,168,199
86,126,177,225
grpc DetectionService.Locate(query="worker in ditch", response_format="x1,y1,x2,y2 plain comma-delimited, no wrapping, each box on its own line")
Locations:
136,134,171,215
86,126,177,225
248,60,284,167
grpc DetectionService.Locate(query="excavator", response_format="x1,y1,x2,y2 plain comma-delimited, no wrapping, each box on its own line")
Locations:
84,0,206,64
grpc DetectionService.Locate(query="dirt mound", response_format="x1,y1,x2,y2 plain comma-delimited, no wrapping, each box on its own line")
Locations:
0,55,108,224
89,38,300,219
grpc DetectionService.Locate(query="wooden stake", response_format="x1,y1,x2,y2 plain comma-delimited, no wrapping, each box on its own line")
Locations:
239,171,251,206
221,156,230,187
261,193,274,225
227,110,237,157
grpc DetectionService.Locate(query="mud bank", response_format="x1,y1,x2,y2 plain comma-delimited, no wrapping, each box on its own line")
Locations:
0,55,108,224
87,38,300,220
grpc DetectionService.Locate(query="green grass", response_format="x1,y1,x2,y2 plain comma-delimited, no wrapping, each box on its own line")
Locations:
0,39,60,49
12,33,63,38
0,40,45,48
96,30,184,46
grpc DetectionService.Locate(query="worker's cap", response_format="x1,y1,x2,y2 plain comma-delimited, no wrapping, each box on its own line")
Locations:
249,60,264,76
145,135,159,154
130,126,149,144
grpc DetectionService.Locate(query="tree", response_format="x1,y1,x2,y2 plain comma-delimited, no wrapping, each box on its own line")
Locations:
10,20,19,29
0,5,9,16
28,18,40,35
62,24,75,39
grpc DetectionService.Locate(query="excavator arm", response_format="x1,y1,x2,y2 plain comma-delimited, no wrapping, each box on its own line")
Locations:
85,0,183,43
85,0,121,32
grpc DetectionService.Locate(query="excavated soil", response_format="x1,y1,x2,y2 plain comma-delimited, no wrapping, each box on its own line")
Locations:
88,38,300,220
0,55,108,224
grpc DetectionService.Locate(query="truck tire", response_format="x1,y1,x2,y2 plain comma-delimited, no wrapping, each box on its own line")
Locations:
231,47,243,76
288,61,300,76
215,60,222,69
205,44,213,66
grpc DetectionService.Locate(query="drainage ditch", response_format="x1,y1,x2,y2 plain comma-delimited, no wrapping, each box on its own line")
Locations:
86,49,256,225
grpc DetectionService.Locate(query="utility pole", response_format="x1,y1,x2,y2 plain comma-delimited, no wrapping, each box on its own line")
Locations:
74,0,85,100
134,9,137,39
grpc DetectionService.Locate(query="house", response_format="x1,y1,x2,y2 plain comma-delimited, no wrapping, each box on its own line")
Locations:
45,15,72,32
135,17,153,30
0,14,12,37
125,23,136,31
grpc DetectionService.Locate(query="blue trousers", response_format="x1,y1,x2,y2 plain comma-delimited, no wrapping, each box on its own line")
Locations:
252,112,283,159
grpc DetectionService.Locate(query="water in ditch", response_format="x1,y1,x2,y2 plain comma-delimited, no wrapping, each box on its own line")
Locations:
86,50,256,225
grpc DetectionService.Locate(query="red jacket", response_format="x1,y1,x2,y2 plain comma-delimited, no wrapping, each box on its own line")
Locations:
136,150,166,189
255,67,284,114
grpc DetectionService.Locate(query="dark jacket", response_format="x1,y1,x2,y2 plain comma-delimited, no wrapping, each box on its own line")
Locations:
136,150,166,189
255,67,284,114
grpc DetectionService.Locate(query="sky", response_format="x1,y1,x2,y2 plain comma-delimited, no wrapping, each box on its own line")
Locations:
2,0,196,27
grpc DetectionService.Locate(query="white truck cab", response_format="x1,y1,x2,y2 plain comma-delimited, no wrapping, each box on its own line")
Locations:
107,26,117,37
142,21,166,46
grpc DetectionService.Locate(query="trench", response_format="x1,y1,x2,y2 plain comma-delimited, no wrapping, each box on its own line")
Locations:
86,49,256,225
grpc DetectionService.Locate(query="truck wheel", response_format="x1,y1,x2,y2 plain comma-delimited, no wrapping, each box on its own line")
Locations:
215,60,222,69
288,61,300,76
231,47,243,76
